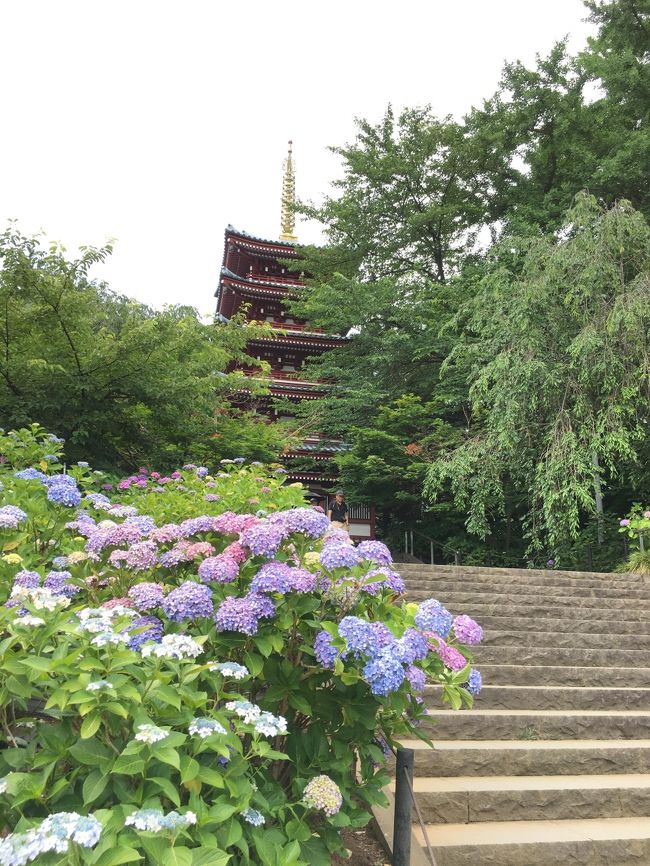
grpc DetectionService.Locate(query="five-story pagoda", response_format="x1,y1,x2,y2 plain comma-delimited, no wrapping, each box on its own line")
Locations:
214,142,375,539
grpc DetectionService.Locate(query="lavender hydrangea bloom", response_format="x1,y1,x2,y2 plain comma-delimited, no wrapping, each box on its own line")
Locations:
369,622,397,651
356,540,392,565
405,665,426,692
13,570,41,589
320,543,361,570
163,581,214,622
287,567,318,593
396,628,429,664
127,582,165,611
179,515,217,537
363,568,405,595
453,614,483,645
84,493,113,511
15,468,48,482
123,541,159,571
198,554,239,584
214,592,275,635
363,649,406,696
314,631,339,668
434,639,467,672
338,616,377,656
250,561,292,594
149,523,183,544
124,515,156,535
0,505,28,528
414,599,453,637
240,522,287,558
464,668,482,696
44,570,80,597
270,507,329,538
123,616,164,651
47,481,82,507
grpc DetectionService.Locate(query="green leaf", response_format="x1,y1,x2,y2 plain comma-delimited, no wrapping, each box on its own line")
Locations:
83,769,109,805
152,684,181,709
190,849,230,866
20,656,53,672
154,746,180,770
69,739,112,768
180,757,200,783
94,847,143,865
80,713,102,739
149,776,181,807
162,847,193,866
112,753,146,776
288,694,311,716
197,766,225,788
254,635,273,657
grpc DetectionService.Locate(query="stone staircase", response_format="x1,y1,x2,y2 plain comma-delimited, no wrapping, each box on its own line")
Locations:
398,563,650,866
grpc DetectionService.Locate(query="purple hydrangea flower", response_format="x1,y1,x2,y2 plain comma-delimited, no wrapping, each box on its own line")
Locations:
370,622,397,650
15,468,48,482
196,467,209,478
240,522,287,558
198,554,239,584
125,515,156,535
214,592,276,635
270,507,329,538
44,570,80,597
250,561,293,594
357,540,392,565
179,516,217,537
13,570,41,589
363,568,405,595
123,616,164,651
620,519,630,527
163,581,214,622
396,628,429,663
287,567,318,593
338,616,377,656
405,665,426,692
47,482,82,507
414,599,452,637
123,541,159,571
363,649,405,696
320,543,361,570
464,668,482,696
433,639,467,672
0,505,28,528
128,582,165,611
452,615,483,645
149,524,183,544
314,631,339,668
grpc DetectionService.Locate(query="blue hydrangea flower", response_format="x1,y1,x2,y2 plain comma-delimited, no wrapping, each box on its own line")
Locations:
363,650,406,696
396,628,429,664
240,522,287,558
464,668,482,696
122,616,164,650
320,543,361,570
338,616,377,656
250,561,293,594
163,581,213,622
15,468,48,482
0,505,28,529
198,554,239,584
405,665,426,692
356,540,392,565
46,483,82,507
214,592,275,635
314,631,339,668
44,570,80,598
240,808,265,826
270,507,329,538
414,599,453,637
13,570,41,589
127,582,165,611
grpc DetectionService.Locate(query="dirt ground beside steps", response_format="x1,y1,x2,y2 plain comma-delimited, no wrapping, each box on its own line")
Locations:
331,826,390,866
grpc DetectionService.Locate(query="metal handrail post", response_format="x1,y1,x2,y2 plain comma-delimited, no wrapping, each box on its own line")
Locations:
392,748,414,866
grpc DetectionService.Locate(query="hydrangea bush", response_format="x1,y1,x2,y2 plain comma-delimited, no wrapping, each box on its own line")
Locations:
619,505,650,574
0,426,482,866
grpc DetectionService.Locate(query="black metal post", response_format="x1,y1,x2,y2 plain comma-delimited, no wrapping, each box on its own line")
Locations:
393,748,414,866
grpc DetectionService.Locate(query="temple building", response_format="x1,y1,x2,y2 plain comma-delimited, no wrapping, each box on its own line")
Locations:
214,142,375,539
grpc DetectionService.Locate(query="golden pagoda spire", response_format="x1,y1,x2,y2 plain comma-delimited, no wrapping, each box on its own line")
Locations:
280,140,298,242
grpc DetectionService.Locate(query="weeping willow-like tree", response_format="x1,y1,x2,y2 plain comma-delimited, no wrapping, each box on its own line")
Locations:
426,194,650,555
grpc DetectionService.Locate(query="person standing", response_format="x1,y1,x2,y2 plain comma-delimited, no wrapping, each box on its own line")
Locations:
328,490,349,532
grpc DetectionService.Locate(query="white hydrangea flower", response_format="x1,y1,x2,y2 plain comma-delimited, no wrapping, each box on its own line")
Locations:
134,724,169,744
141,634,202,659
189,718,227,738
86,680,112,692
14,615,46,627
225,700,261,724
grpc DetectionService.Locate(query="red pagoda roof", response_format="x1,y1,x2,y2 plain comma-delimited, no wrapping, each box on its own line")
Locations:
223,225,299,258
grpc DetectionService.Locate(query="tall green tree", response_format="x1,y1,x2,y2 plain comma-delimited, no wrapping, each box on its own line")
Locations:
426,195,650,556
0,226,286,469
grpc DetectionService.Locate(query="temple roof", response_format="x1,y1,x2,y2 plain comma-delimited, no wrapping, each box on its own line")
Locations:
224,225,298,256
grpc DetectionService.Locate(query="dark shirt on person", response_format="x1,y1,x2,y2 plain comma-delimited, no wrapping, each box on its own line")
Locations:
330,501,348,522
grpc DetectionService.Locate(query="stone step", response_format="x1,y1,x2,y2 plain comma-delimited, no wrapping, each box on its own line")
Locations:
435,600,650,622
403,580,650,600
425,684,650,711
413,816,650,866
422,708,650,740
475,645,650,667
395,773,650,824
404,589,650,611
399,567,644,586
401,738,650,776
398,562,639,576
478,663,650,687
481,630,650,650
472,614,650,635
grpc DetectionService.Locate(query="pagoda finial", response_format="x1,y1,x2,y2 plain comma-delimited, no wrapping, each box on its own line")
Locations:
280,140,298,242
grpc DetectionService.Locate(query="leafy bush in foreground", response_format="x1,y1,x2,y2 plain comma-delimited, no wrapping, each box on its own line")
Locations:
0,426,481,866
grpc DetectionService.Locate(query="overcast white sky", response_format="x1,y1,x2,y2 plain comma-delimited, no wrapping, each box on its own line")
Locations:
0,1,594,315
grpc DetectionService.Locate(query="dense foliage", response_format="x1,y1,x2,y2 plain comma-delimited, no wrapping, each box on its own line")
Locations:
289,0,650,568
0,426,482,866
0,228,289,472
